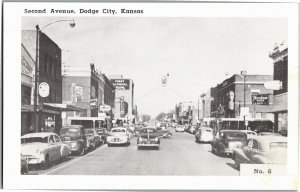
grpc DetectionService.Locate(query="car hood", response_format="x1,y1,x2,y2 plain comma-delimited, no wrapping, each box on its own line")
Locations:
21,143,50,155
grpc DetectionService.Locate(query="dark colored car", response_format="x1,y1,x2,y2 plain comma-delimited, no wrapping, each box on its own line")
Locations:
211,130,247,156
156,126,173,138
96,128,110,144
278,130,287,137
60,125,95,156
137,128,160,150
84,128,102,147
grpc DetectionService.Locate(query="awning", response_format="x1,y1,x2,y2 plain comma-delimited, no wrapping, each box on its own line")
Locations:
22,103,83,113
44,103,83,112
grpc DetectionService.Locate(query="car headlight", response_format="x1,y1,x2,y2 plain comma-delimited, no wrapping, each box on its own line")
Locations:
154,137,159,142
138,137,143,142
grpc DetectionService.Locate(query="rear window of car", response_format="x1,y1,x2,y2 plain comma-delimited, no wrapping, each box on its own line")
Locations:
205,130,212,132
21,137,48,144
224,132,246,140
140,129,157,134
270,142,287,149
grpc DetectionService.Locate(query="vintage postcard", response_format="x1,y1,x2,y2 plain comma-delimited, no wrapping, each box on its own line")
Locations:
2,1,299,190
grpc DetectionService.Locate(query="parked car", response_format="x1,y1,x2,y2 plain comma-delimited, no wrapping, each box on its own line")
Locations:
189,125,198,135
137,128,160,150
233,136,287,169
258,132,282,136
211,130,247,156
84,128,102,147
107,127,130,146
21,154,28,174
156,126,172,138
95,128,110,144
60,125,95,155
21,132,71,168
239,130,257,139
175,125,185,132
195,127,214,143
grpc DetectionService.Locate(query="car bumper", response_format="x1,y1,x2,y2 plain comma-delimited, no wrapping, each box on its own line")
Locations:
23,155,44,164
108,141,127,144
137,143,159,147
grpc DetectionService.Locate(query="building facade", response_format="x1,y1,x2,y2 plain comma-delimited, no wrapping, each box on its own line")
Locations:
269,42,288,132
109,75,135,123
21,30,63,134
62,64,105,125
210,72,274,121
175,101,194,125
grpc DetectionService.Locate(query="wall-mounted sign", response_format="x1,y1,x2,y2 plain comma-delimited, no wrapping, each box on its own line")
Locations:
264,80,282,90
39,82,49,97
252,94,269,105
100,105,111,112
111,79,130,90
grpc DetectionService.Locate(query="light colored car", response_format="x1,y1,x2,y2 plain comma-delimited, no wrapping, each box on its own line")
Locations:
175,125,185,132
233,136,287,169
21,132,71,168
239,130,257,139
107,127,130,146
195,127,214,143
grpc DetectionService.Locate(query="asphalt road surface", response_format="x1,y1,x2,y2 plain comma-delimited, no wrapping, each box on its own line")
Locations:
28,129,239,175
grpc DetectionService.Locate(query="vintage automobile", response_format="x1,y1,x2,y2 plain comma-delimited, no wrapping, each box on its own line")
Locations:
195,127,214,143
278,129,288,137
21,132,71,168
257,132,282,136
107,127,130,146
156,126,173,138
239,130,257,139
60,125,96,155
21,154,28,174
233,136,287,169
137,128,160,150
175,125,185,132
211,130,247,156
95,128,110,144
84,128,102,147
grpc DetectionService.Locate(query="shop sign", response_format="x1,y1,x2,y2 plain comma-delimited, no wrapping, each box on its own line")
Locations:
252,94,269,105
111,79,130,90
90,98,98,106
100,105,111,111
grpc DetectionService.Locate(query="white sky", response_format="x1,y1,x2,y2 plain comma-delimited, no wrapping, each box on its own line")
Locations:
22,17,287,118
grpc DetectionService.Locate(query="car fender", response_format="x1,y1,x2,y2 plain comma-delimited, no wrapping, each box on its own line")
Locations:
233,148,249,163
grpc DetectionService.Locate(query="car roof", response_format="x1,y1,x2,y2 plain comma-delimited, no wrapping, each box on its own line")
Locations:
239,130,257,133
21,132,57,138
111,127,127,130
220,130,245,133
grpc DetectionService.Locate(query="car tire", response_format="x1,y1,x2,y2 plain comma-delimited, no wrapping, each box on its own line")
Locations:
137,146,140,150
156,146,160,150
234,156,240,170
41,154,50,170
78,146,85,156
108,143,111,147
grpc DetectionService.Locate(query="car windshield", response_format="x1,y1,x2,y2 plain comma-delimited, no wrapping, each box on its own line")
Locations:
224,132,246,140
140,129,157,134
205,130,212,132
270,142,287,149
21,137,48,144
112,129,126,134
60,128,81,137
84,129,94,136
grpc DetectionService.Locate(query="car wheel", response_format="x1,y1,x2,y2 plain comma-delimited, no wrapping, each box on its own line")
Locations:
21,166,28,174
108,143,111,147
156,146,160,150
41,154,50,170
78,146,85,156
137,146,140,150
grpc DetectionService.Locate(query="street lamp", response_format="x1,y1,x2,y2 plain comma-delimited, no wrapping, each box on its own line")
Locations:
33,19,75,132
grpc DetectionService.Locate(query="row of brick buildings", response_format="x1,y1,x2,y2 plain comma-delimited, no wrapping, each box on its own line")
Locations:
175,42,288,132
21,30,137,135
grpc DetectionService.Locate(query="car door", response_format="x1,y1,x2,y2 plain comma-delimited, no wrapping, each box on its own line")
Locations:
53,135,62,160
47,135,58,161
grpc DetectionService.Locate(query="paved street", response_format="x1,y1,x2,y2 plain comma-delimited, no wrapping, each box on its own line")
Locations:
29,129,238,175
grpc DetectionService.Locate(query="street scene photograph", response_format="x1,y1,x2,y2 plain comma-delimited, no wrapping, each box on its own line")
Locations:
20,16,288,176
